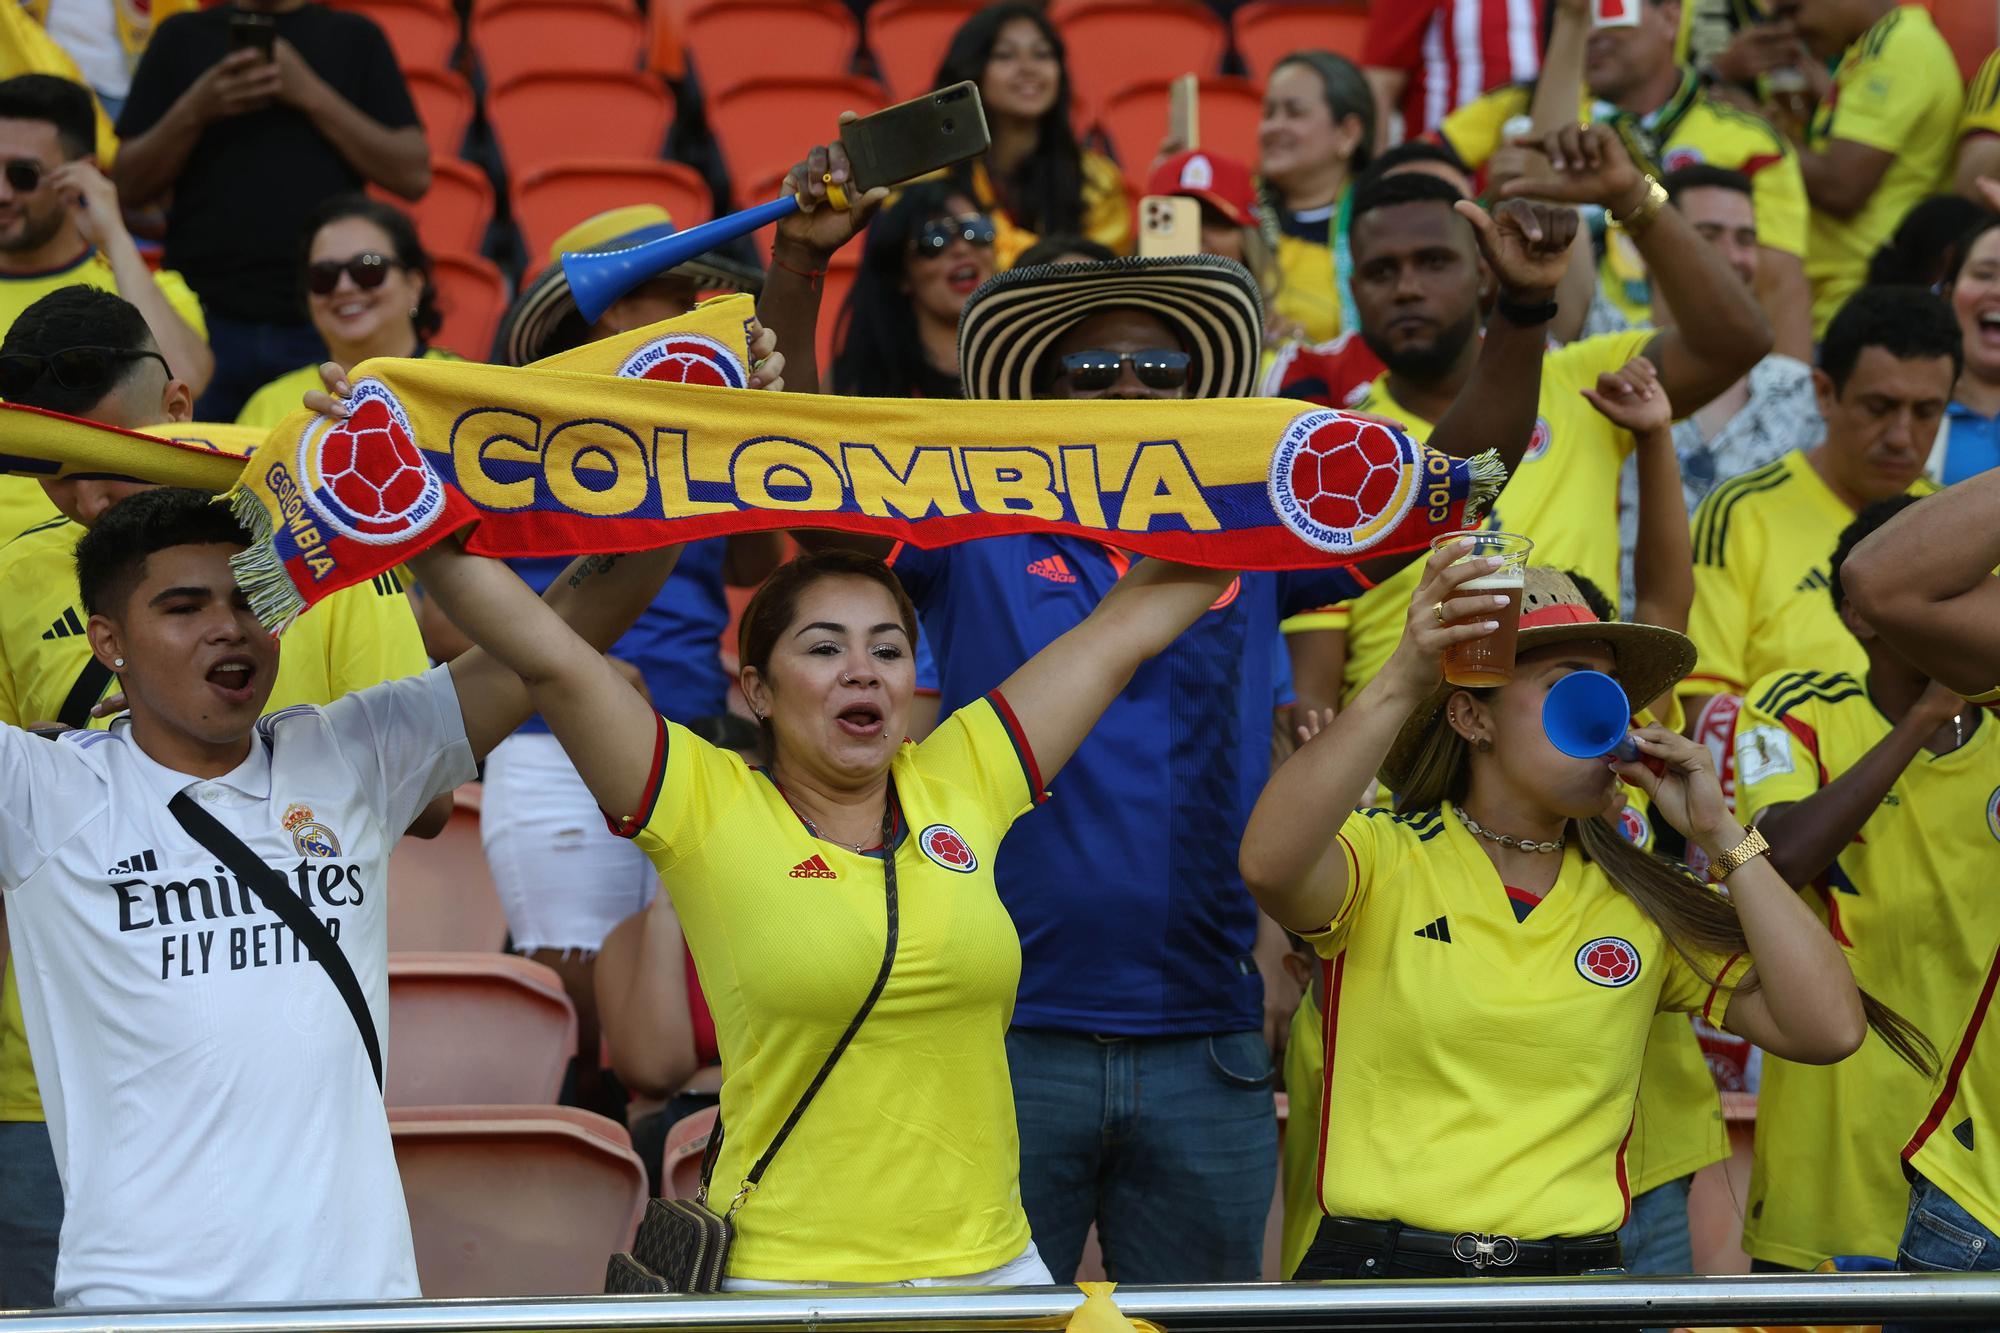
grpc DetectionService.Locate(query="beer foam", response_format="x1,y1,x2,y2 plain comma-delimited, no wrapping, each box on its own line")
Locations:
1457,570,1525,590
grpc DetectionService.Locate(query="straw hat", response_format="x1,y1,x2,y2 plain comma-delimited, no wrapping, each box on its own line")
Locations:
956,253,1263,402
1379,567,1697,794
496,204,763,367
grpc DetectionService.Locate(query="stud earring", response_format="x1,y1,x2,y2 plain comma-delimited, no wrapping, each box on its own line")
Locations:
1474,737,1494,753
112,657,125,669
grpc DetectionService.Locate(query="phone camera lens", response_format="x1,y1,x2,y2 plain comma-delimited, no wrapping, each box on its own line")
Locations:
942,120,955,133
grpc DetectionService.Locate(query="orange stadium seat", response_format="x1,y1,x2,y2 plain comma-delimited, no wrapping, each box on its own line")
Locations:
1097,76,1266,173
387,783,509,952
325,0,461,70
404,67,476,158
387,157,493,266
513,160,715,266
470,0,645,85
1924,0,1995,81
659,1103,719,1198
682,0,861,98
1232,0,1372,82
487,70,673,182
391,1107,646,1296
386,952,577,1107
710,76,887,208
431,252,510,360
866,0,984,102
1054,0,1226,123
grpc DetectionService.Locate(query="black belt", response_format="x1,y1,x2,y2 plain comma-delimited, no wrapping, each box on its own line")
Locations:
1315,1216,1623,1273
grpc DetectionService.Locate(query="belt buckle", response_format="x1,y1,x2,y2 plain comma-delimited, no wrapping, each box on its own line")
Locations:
1450,1232,1520,1269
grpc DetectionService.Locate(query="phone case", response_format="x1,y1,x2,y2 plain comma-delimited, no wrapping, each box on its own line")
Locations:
840,82,992,193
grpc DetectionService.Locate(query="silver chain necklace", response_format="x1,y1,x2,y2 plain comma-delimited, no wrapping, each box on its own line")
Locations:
1454,805,1565,854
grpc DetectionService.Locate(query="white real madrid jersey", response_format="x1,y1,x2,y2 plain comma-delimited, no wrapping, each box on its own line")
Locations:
0,667,474,1306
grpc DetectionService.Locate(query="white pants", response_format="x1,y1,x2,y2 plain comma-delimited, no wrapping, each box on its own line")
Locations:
721,1243,1052,1292
480,731,657,953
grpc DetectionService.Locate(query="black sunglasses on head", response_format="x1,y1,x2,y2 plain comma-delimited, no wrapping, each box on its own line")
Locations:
913,214,997,255
307,252,401,295
3,159,43,194
0,347,172,402
1055,348,1191,391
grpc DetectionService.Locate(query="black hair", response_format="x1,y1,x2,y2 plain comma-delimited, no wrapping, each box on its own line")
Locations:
1818,285,1963,394
935,4,1087,238
1829,494,1923,618
1662,163,1753,202
0,285,157,416
1014,234,1116,267
1568,571,1617,622
74,487,252,618
1350,169,1466,229
1359,138,1470,188
1948,215,2000,287
302,194,442,342
830,179,968,398
1866,195,1985,289
0,74,95,160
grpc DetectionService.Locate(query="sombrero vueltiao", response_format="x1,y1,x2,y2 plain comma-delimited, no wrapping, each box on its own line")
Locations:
1379,567,1697,794
496,205,763,368
956,253,1263,402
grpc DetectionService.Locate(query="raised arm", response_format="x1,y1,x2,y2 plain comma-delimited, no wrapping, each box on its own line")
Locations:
1239,543,1507,933
756,124,886,397
1584,356,1691,635
1842,478,2000,693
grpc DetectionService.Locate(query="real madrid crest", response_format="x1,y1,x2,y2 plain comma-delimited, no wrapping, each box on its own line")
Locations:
281,802,342,858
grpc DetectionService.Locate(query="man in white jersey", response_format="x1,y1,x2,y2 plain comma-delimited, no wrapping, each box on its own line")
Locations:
0,335,784,1305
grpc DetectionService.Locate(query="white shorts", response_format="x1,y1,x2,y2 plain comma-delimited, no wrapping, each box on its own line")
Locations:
480,731,658,954
721,1243,1052,1292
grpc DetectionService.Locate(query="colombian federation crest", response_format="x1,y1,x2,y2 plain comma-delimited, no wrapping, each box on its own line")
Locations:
1267,409,1429,554
918,823,978,873
295,380,446,546
616,332,749,386
1576,936,1641,988
281,803,341,858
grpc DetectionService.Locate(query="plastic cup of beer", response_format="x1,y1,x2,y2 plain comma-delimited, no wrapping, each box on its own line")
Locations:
1431,531,1533,687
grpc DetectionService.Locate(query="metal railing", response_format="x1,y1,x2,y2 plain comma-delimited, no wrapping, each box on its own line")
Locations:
5,1275,2000,1331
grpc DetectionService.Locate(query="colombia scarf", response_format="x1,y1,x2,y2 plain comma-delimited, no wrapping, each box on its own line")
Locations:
0,297,1504,631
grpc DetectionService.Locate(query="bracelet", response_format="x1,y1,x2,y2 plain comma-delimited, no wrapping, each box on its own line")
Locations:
772,254,826,288
1611,175,1669,238
1707,825,1771,881
1495,293,1560,326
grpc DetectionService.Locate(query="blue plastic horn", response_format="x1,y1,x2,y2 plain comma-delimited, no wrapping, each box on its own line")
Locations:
563,194,805,325
1542,670,1640,761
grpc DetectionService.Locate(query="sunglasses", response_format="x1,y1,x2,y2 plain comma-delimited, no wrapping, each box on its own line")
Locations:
913,214,997,255
1054,348,1191,392
3,159,43,193
0,347,171,401
307,252,401,295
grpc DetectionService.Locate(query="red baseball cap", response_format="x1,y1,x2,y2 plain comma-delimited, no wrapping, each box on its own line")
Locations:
1146,150,1258,228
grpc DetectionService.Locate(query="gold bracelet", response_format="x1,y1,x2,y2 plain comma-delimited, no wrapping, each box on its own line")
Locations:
1612,175,1669,238
1707,825,1771,881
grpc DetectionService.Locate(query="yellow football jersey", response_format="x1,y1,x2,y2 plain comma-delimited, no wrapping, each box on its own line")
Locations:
1735,671,2000,1267
619,698,1040,1282
237,347,465,430
1328,329,1651,703
1905,944,2000,1239
1963,50,2000,143
1281,985,1325,1278
1683,450,1932,701
0,519,428,1122
1805,5,1962,334
0,250,206,346
0,477,55,544
1303,802,1749,1238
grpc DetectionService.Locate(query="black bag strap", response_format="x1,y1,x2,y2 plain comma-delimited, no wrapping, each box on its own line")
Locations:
55,658,113,731
167,790,384,1091
713,782,900,1213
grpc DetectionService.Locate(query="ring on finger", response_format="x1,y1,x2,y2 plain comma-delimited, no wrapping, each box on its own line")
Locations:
1433,601,1447,625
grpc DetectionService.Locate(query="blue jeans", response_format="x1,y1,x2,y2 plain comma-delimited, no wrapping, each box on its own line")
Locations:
0,1120,61,1308
1005,1028,1277,1283
1617,1177,1694,1275
193,314,326,422
1884,1174,2000,1333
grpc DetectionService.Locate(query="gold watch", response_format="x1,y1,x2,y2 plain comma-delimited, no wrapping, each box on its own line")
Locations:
1612,175,1669,237
1707,825,1771,881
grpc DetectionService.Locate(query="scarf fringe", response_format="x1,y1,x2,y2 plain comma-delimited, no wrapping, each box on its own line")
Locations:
224,486,306,634
1465,449,1506,526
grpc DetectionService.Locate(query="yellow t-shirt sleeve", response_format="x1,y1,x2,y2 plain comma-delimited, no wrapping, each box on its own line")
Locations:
1545,328,1655,413
1964,51,2000,141
1747,147,1809,259
151,268,207,339
1731,683,1821,821
236,365,320,429
317,574,430,700
1436,84,1530,172
914,693,1045,827
1300,807,1389,954
1081,152,1134,256
1281,604,1349,634
620,715,748,871
1826,29,1936,154
1658,933,1755,1027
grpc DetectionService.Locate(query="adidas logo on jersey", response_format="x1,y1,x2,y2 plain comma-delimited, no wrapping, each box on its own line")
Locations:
789,854,837,879
1026,555,1078,584
42,607,85,641
107,848,159,875
1795,567,1831,595
1413,915,1452,942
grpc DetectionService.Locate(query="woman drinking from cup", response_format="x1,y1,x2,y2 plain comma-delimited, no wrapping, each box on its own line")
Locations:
1239,541,1929,1282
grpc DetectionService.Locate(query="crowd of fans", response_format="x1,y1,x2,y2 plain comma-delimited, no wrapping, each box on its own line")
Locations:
2,0,2000,1322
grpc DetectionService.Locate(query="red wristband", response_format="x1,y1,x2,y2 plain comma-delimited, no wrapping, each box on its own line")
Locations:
773,255,826,288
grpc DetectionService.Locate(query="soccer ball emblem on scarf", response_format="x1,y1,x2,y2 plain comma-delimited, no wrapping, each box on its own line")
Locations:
298,381,447,546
